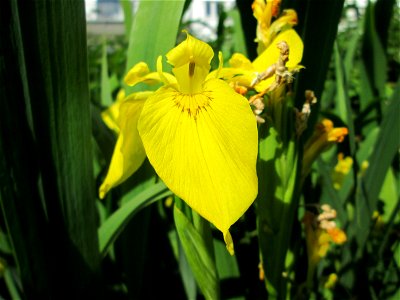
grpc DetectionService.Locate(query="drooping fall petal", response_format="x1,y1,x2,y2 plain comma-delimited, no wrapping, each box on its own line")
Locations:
137,79,258,253
101,89,126,134
99,92,151,199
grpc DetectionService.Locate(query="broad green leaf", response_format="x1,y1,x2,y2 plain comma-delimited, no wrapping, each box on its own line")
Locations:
361,2,388,101
362,84,399,214
256,116,300,298
374,0,396,49
98,182,171,257
120,0,133,36
174,205,220,300
125,0,185,93
355,83,400,253
228,8,248,57
1,0,100,296
167,229,197,300
293,0,345,133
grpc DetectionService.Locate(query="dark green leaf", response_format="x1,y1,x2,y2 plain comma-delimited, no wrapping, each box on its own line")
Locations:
174,205,220,300
1,0,100,296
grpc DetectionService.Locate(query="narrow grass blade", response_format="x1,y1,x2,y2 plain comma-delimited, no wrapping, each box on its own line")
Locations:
361,2,388,101
179,238,197,300
98,182,171,256
101,40,113,106
4,268,21,300
334,42,356,154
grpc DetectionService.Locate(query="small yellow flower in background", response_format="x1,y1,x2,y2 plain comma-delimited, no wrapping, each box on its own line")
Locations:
302,119,348,178
252,0,298,54
100,32,259,255
0,258,5,276
212,0,303,95
372,210,385,232
303,204,346,267
164,196,174,208
324,273,338,289
332,153,353,189
216,29,303,93
360,160,369,176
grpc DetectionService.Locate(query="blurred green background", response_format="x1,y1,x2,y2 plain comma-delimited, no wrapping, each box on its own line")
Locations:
0,0,399,299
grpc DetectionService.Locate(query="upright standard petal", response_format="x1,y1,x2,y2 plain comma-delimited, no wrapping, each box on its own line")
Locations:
166,31,213,69
99,93,151,199
138,79,258,250
167,32,214,94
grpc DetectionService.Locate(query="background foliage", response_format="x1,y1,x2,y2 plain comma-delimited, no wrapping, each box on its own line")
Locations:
0,0,399,299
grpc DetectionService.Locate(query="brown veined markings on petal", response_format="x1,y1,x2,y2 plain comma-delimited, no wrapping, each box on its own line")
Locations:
171,92,213,119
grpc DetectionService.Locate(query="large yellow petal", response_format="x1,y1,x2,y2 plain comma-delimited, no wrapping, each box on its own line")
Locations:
252,29,303,91
138,79,258,251
99,93,149,199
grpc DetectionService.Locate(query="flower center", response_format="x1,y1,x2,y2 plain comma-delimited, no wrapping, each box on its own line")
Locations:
173,92,212,119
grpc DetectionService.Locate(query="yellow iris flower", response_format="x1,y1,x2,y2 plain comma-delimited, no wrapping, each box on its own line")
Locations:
215,29,303,93
252,0,298,54
100,32,259,254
